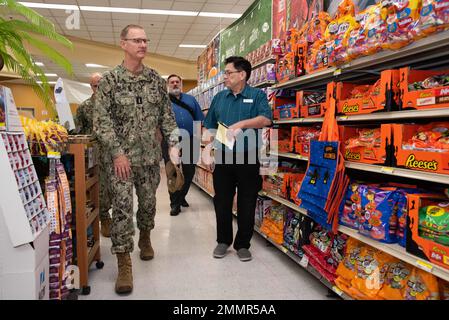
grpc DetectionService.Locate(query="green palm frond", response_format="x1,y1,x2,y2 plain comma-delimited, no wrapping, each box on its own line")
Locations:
0,0,73,117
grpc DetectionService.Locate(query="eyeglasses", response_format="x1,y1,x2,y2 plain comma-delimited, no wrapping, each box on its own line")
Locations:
123,38,149,44
224,70,242,76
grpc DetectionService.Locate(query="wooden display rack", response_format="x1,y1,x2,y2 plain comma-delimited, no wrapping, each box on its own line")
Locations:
68,136,103,295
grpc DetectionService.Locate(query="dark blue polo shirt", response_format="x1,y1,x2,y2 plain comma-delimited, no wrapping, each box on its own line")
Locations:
172,93,204,137
204,85,272,153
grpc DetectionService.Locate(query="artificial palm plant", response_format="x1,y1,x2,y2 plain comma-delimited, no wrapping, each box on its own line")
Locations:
0,0,73,118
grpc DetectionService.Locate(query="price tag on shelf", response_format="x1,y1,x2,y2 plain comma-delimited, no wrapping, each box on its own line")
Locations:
47,151,61,159
298,118,305,122
332,286,344,297
381,167,395,174
334,69,342,76
281,247,288,254
300,255,309,268
339,116,348,120
416,260,433,273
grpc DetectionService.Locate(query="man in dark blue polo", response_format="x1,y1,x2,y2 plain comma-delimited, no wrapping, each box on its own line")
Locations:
162,74,204,216
203,56,272,262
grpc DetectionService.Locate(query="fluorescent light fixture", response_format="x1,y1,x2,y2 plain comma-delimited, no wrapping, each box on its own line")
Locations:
85,63,108,68
79,6,198,16
199,12,241,19
179,44,207,48
19,2,79,10
44,73,58,77
34,62,44,67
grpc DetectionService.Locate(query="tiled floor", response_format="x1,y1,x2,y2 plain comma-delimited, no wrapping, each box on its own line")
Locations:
80,167,334,300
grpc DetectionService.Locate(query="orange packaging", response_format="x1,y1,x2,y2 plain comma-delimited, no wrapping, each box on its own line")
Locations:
281,172,305,202
270,126,293,153
305,41,329,74
297,90,327,118
292,125,321,156
393,122,449,175
341,124,392,165
336,69,401,115
399,67,449,110
408,194,449,271
272,95,299,120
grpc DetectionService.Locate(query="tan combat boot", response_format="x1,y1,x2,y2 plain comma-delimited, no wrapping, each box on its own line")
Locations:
115,253,133,294
100,217,112,238
138,230,154,261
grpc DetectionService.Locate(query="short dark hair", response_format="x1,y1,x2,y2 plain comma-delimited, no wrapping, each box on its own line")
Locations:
167,74,182,82
225,56,252,81
120,24,144,40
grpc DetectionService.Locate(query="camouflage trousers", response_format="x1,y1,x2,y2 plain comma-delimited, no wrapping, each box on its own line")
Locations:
98,151,112,221
110,165,161,255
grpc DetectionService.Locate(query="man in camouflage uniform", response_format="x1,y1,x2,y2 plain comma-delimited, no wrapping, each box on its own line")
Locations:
93,24,179,295
74,73,113,238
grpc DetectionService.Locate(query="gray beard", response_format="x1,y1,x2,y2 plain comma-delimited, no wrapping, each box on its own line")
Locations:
170,88,181,96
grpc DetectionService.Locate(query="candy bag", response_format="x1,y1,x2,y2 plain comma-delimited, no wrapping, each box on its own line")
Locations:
378,259,412,299
384,0,421,50
404,267,440,300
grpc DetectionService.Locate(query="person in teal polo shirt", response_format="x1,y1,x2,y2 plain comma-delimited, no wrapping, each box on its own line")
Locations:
203,56,272,262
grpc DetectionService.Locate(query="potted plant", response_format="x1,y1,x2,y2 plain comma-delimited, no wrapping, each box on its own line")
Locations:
0,0,73,118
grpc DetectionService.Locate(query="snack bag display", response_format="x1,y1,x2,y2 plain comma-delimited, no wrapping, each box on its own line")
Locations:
306,12,332,43
365,3,388,55
384,0,421,50
412,0,449,39
378,259,413,300
283,210,303,256
260,203,286,245
340,182,363,229
439,279,449,300
358,186,405,243
326,15,359,66
404,267,440,300
349,247,390,299
335,238,364,293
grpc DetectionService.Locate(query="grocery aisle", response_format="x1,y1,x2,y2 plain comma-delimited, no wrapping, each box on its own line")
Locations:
81,166,333,300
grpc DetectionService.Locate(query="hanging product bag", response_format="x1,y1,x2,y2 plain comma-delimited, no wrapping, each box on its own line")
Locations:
297,97,349,232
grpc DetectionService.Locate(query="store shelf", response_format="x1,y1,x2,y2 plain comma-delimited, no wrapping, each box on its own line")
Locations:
273,30,449,90
253,80,276,88
86,208,99,228
201,80,225,94
87,240,100,266
345,162,449,185
252,57,276,69
86,175,98,190
337,107,449,122
259,190,449,283
269,151,309,161
273,117,324,125
259,191,307,215
262,154,449,184
193,180,214,197
340,226,449,283
253,225,352,300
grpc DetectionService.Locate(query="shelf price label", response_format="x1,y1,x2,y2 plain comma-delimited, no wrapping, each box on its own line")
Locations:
332,286,344,297
334,69,342,76
416,260,433,273
281,247,288,254
381,167,395,174
339,116,348,120
300,255,309,268
47,151,61,159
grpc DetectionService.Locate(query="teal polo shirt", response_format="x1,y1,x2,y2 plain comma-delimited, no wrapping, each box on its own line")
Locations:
204,85,272,153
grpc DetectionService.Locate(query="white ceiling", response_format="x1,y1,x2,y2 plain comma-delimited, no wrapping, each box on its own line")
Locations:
14,0,254,61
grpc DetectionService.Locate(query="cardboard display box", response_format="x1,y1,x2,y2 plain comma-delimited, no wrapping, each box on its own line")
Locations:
341,124,392,165
400,67,449,110
393,122,449,175
335,70,400,115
